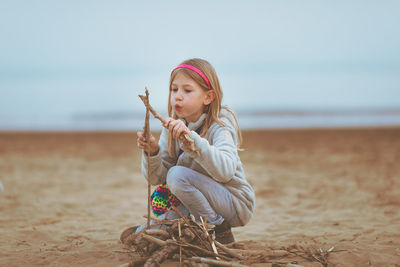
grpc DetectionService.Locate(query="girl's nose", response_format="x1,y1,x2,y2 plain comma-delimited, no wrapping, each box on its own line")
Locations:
174,91,183,100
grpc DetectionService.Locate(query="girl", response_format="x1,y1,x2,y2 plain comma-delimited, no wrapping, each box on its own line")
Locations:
126,58,255,244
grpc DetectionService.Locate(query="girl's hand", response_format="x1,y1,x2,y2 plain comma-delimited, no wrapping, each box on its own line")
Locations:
163,118,191,140
137,131,159,156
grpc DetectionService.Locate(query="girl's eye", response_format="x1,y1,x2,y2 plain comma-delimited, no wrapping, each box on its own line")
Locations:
184,89,192,93
171,88,178,92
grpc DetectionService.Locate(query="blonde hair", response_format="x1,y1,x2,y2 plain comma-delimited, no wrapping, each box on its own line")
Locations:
167,58,242,157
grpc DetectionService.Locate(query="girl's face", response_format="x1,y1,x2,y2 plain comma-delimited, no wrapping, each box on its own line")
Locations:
170,72,214,123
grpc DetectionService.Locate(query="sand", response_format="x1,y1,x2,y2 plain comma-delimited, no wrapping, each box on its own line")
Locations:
0,128,399,266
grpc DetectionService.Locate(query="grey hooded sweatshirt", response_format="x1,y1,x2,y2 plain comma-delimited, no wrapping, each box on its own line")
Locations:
142,107,255,226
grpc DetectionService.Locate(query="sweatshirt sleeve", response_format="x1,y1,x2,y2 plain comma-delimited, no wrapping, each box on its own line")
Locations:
181,125,238,183
141,128,176,185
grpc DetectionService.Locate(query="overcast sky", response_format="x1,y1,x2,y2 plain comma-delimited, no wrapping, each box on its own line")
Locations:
1,0,400,121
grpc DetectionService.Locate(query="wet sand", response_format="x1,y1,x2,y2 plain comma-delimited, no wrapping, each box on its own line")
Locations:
0,128,399,266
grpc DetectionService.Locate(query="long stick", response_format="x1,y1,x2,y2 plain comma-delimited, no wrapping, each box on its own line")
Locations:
178,220,182,267
214,241,245,260
142,88,151,229
167,240,232,261
141,234,167,247
188,257,248,267
138,91,199,155
200,216,219,259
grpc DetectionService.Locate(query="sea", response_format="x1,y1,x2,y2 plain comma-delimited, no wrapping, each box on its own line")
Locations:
0,109,399,131
1,67,400,131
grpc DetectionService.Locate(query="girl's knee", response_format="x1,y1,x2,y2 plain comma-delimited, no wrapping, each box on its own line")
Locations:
166,166,188,194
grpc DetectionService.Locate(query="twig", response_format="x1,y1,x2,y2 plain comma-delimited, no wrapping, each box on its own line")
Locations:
227,247,289,259
214,241,245,260
167,240,232,261
170,205,209,248
141,234,167,247
178,220,182,266
123,227,147,246
144,244,178,267
145,229,170,239
138,92,166,124
113,250,135,254
188,256,248,267
141,88,151,229
289,244,332,267
138,89,199,155
200,216,219,259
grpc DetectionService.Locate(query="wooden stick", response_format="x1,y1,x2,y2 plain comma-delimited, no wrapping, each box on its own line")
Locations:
170,205,209,248
214,241,245,260
178,221,182,267
141,234,167,247
145,229,170,239
142,88,150,137
123,228,145,246
141,88,151,229
167,240,232,261
200,216,219,259
138,92,166,124
138,90,199,155
181,227,195,242
188,256,248,267
232,248,289,257
144,244,178,267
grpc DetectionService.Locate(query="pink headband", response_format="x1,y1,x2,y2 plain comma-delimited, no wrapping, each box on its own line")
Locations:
171,64,210,88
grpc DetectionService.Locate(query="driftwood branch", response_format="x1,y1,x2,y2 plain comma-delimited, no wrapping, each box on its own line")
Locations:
167,240,232,261
214,240,245,260
138,88,166,124
141,234,167,247
187,256,248,267
138,88,199,155
171,205,209,248
144,244,178,267
200,216,219,258
287,244,334,267
142,88,150,138
142,88,152,229
145,229,170,239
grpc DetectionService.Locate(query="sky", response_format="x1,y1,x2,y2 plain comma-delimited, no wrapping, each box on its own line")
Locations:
0,0,399,129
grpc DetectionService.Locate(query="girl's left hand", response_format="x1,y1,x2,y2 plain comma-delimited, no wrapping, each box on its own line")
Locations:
163,118,191,139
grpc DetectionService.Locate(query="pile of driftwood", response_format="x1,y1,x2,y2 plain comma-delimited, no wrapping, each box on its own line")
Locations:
118,206,292,267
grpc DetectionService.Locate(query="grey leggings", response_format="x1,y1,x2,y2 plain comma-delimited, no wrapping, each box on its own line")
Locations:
136,166,240,232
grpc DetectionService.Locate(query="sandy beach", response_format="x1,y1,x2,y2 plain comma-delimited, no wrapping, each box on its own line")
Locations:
0,128,399,266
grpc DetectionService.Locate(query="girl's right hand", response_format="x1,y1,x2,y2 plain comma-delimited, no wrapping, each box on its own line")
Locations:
137,131,159,156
